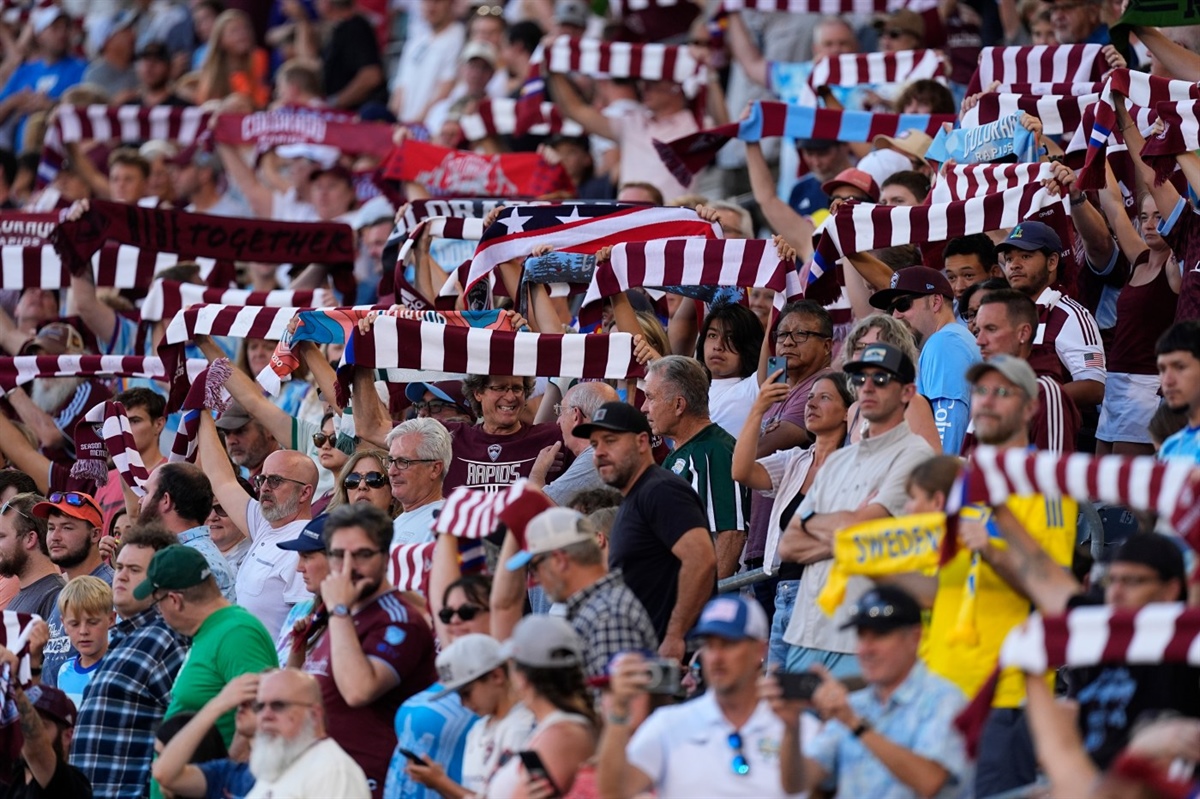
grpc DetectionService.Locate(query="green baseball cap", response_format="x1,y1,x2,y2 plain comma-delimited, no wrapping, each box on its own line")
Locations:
133,545,212,600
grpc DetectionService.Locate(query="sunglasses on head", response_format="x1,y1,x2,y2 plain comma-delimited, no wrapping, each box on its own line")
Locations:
438,604,484,624
344,471,388,490
412,400,457,414
49,492,94,510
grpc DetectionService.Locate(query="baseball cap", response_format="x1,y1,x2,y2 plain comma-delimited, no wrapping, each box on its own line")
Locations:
868,265,954,310
839,585,923,632
877,8,925,41
277,514,328,552
1112,533,1186,587
689,595,769,641
555,0,590,27
137,41,170,61
432,633,506,699
995,221,1062,255
505,508,597,571
499,615,584,669
404,380,473,416
275,142,340,168
967,355,1039,400
821,168,880,203
23,321,84,356
133,545,213,600
843,341,917,384
25,684,77,728
353,195,396,231
460,40,498,67
87,9,136,58
310,163,355,187
31,491,102,528
32,6,65,36
215,400,252,431
571,401,652,439
873,130,934,163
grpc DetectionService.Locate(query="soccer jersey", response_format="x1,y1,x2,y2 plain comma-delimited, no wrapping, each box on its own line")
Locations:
1160,424,1200,464
442,422,564,492
664,423,750,536
1029,287,1107,393
57,655,102,709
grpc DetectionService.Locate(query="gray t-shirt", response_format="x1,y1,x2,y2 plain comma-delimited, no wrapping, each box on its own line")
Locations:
81,60,138,96
6,573,66,619
544,446,607,506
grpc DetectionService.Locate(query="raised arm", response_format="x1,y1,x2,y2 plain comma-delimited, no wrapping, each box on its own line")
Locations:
547,71,617,142
724,12,769,88
216,142,274,219
197,412,253,540
70,271,118,352
0,413,52,493
1,645,56,788
746,142,815,259
351,365,392,448
0,303,31,354
973,504,1080,614
1135,26,1200,82
488,529,526,642
732,379,790,491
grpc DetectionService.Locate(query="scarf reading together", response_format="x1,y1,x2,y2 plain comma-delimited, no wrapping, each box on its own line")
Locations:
70,401,150,494
817,513,944,615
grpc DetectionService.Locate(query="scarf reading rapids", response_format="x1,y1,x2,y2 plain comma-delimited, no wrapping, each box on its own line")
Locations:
655,101,957,186
965,43,1107,94
816,513,944,615
0,212,56,246
70,401,150,494
382,140,574,198
169,359,233,465
140,279,324,322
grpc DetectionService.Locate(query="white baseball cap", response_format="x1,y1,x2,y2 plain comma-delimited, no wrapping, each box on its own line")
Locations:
505,508,596,571
499,615,584,669
432,634,505,699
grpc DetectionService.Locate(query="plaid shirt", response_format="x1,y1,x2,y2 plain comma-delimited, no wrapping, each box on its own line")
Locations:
566,569,660,679
70,607,189,799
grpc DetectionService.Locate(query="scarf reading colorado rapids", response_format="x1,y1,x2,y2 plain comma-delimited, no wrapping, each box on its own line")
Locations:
70,401,149,494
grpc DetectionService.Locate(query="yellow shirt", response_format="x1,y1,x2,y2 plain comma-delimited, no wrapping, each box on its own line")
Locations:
926,494,1076,708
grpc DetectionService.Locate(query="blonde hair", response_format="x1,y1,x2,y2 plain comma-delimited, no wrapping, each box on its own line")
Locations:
58,575,113,619
197,10,257,104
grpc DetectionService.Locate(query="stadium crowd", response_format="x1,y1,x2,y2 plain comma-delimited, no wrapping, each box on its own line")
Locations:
2,0,1200,798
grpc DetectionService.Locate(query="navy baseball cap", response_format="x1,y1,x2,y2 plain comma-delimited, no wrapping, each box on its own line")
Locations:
995,221,1062,255
277,514,328,552
869,265,953,310
839,585,922,632
689,595,769,641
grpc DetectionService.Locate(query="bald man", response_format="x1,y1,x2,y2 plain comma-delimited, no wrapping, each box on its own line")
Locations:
199,413,316,634
538,381,621,505
247,669,370,799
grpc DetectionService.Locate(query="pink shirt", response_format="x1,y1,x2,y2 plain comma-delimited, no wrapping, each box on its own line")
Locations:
609,107,698,202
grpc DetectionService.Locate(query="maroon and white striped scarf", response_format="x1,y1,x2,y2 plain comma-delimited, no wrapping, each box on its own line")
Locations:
1139,99,1200,186
0,243,231,290
808,49,946,89
433,480,554,545
929,163,1055,204
721,0,936,13
389,543,436,594
540,35,705,90
345,314,646,380
0,212,57,246
961,91,1098,137
212,109,394,158
70,400,150,494
459,98,583,142
140,280,324,322
991,81,1102,96
965,44,1107,95
168,359,233,465
395,217,485,262
0,354,207,394
585,238,802,309
0,609,37,759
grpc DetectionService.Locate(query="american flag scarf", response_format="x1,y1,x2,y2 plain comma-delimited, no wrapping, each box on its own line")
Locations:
169,359,233,465
808,49,946,89
585,238,803,310
1138,99,1200,186
1076,69,1200,190
929,162,1056,204
0,610,37,762
961,91,1099,137
382,139,574,198
656,101,957,186
465,203,721,295
459,98,583,142
212,109,394,158
0,243,232,290
140,279,324,323
0,354,208,394
70,400,150,494
965,44,1107,95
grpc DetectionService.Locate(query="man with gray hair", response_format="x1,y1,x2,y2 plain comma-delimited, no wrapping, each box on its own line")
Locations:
644,356,750,580
387,417,452,545
533,381,620,505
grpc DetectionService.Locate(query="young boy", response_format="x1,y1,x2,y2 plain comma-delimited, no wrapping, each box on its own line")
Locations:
55,575,115,708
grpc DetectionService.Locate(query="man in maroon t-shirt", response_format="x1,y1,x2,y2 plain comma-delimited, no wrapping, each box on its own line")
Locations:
305,503,437,799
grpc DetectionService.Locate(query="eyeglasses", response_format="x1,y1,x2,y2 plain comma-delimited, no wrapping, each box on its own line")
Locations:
412,400,457,415
889,295,919,314
775,329,828,345
312,432,335,447
344,471,388,490
438,604,484,623
473,4,504,15
830,193,864,203
327,548,385,563
848,372,897,388
211,504,228,517
252,700,315,714
0,499,31,521
49,492,95,509
385,456,436,471
883,28,911,39
252,474,309,492
553,403,577,418
1099,572,1162,589
485,384,526,396
728,732,750,776
529,553,552,571
970,385,1021,399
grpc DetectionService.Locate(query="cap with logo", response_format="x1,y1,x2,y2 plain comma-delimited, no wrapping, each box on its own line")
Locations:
431,633,506,699
133,545,213,600
404,380,473,416
838,585,922,632
26,684,77,728
22,322,85,356
966,355,1038,400
505,508,597,571
31,491,102,528
689,595,769,641
555,0,590,28
843,341,917,384
277,514,328,553
995,221,1062,255
821,168,881,203
868,265,954,310
571,401,652,439
499,615,584,669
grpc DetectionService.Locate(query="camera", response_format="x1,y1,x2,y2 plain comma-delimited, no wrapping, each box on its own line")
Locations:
645,658,682,696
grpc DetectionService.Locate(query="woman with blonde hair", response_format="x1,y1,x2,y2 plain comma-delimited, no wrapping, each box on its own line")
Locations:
327,449,399,517
197,9,269,108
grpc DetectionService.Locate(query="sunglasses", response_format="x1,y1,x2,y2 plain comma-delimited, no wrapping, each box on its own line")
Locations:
251,700,315,714
49,492,96,510
344,471,388,490
252,474,308,491
411,400,457,414
0,498,30,520
728,732,750,776
312,432,335,447
849,372,897,388
211,504,228,517
889,295,918,314
438,604,484,624
474,3,504,15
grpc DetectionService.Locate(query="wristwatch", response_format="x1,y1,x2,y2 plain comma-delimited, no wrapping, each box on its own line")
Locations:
331,604,351,618
851,718,872,738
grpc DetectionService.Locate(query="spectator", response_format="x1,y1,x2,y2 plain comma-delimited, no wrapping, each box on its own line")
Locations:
0,7,86,150
276,513,331,663
645,356,750,580
197,9,270,107
71,524,189,799
689,302,764,437
599,594,811,798
943,233,1003,307
499,21,541,97
207,497,252,575
0,492,58,660
777,343,935,676
0,666,91,797
178,149,251,218
877,169,931,207
1155,320,1200,463
574,401,716,659
388,0,463,122
765,586,971,797
51,575,112,709
305,503,438,798
244,668,371,798
328,450,398,516
403,381,476,425
134,42,189,108
1049,0,1109,44
132,0,195,78
535,381,619,504
386,417,451,545
352,196,397,305
82,10,139,102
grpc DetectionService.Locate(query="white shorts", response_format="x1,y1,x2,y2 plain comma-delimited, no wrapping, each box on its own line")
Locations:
1097,372,1161,445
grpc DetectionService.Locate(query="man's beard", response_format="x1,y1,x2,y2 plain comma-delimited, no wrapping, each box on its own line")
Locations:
261,490,301,523
50,536,92,570
0,545,27,578
31,376,84,413
249,715,319,783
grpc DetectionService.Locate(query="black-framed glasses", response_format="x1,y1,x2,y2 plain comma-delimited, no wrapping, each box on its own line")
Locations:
0,499,31,520
728,732,750,776
970,385,1020,399
775,329,828,345
889,295,918,314
327,548,385,563
252,700,315,714
485,384,526,396
848,372,896,388
386,456,436,471
344,471,388,490
312,432,335,447
438,604,484,623
211,504,228,518
252,474,309,492
412,400,457,414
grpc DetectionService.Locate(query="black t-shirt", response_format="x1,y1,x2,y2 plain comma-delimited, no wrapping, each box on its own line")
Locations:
2,757,93,799
322,14,387,109
1065,593,1200,768
608,466,712,640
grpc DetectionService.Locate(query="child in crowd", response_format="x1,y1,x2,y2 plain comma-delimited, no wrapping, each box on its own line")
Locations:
55,575,114,708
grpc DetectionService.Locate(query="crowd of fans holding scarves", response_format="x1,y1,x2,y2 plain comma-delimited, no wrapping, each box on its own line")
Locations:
5,0,1200,797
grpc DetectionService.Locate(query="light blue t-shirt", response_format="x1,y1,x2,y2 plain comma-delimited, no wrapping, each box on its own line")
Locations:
768,61,869,110
0,56,86,147
917,321,981,456
40,561,113,691
384,684,477,799
1160,425,1200,465
57,655,103,709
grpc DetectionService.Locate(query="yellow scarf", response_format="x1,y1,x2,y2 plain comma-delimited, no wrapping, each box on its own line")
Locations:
817,512,945,615
948,504,1006,646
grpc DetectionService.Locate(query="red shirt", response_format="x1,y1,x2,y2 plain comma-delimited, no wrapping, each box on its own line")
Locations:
443,421,566,493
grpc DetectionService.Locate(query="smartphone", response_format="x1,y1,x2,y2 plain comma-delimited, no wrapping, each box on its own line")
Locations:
398,748,425,763
767,355,788,384
518,751,560,796
777,671,823,701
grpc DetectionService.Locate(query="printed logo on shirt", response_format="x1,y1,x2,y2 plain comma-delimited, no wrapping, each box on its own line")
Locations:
487,444,502,462
464,458,530,491
670,459,685,475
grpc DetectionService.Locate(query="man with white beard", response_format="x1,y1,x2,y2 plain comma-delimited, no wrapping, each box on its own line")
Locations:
198,411,315,635
246,669,370,799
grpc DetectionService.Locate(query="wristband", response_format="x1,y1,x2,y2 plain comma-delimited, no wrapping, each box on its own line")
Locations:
606,711,630,725
1070,193,1088,207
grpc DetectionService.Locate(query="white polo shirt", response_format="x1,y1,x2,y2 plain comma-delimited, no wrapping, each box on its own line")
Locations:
627,690,815,798
235,501,310,636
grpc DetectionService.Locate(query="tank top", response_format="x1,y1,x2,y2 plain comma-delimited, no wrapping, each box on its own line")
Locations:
484,710,593,798
1109,252,1178,375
